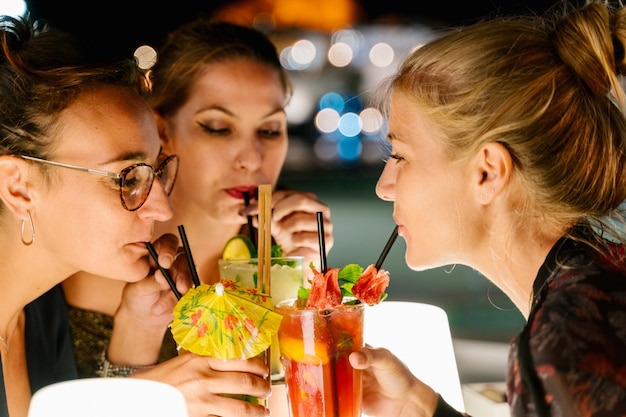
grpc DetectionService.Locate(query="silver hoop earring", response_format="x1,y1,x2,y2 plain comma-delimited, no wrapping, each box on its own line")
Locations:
21,210,34,246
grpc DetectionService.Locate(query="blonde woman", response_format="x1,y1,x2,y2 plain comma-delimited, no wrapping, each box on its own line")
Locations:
350,2,626,416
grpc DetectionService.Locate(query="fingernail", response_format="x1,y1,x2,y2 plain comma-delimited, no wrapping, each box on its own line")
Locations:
161,254,174,268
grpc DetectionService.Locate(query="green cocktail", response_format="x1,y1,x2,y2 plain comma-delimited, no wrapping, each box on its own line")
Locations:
218,256,304,379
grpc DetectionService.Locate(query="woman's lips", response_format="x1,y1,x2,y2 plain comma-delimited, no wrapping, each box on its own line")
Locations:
131,241,152,254
225,186,258,200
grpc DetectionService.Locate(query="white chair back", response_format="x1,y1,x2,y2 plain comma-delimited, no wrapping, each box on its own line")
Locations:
28,378,189,417
363,301,465,412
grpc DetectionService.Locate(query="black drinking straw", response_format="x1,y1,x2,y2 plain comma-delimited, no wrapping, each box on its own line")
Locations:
317,211,338,414
316,211,327,273
177,224,201,288
145,241,181,300
243,192,256,248
375,225,399,270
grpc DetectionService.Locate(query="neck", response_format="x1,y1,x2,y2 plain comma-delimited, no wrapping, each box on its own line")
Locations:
0,231,74,354
470,226,562,319
0,312,23,353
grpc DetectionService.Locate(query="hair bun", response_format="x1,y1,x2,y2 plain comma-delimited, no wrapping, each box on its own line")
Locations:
551,3,621,97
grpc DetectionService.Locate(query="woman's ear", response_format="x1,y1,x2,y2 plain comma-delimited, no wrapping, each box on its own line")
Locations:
0,156,35,217
472,142,513,205
153,111,174,155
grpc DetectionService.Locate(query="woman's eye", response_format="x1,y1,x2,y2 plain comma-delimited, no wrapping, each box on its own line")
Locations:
121,176,140,190
198,122,230,135
386,153,404,162
258,128,282,138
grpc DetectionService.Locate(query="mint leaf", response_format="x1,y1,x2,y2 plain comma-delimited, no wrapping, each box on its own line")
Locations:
338,264,363,284
271,244,284,257
297,287,310,299
340,282,355,298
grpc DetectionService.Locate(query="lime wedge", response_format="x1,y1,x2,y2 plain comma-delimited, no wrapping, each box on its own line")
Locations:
222,235,257,259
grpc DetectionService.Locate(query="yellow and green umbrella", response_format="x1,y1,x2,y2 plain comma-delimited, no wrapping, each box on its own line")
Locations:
171,279,282,360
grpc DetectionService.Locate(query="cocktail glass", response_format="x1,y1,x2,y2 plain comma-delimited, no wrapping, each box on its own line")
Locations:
218,256,305,380
275,299,364,417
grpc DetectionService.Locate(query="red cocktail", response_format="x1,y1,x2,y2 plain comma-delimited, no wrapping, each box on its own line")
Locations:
276,300,364,417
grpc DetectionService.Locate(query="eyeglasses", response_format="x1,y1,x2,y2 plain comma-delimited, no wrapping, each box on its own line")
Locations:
21,154,179,211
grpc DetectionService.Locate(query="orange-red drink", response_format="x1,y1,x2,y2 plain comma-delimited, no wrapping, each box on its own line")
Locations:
275,300,364,417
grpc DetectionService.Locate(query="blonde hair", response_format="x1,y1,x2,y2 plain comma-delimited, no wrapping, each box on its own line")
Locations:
384,1,626,248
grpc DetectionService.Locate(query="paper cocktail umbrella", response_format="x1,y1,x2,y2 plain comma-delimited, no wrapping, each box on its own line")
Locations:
171,279,282,360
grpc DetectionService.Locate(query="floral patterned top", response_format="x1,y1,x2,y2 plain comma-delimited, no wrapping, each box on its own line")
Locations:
508,231,626,417
434,230,626,417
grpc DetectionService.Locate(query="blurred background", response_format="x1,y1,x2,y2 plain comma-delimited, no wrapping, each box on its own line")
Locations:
4,0,574,380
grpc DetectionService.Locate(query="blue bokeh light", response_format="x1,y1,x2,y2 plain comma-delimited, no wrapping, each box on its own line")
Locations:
337,136,362,161
318,92,345,113
337,112,362,137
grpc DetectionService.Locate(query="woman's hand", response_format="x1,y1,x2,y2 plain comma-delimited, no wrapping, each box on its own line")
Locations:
132,353,271,417
109,233,193,365
242,189,332,271
349,347,439,417
119,233,192,324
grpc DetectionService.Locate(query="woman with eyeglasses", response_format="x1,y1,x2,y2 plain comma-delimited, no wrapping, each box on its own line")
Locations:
0,15,270,417
61,17,333,416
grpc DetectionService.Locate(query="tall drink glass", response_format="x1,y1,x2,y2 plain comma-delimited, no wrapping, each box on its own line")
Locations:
218,256,305,380
275,299,364,417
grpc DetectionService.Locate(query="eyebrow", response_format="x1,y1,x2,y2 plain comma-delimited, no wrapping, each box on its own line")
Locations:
197,105,286,120
387,132,400,143
100,151,150,166
262,108,287,119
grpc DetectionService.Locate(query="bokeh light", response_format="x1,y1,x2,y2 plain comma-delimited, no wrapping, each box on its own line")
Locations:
319,92,345,112
1,0,26,16
328,42,353,67
337,112,362,137
315,108,341,133
369,42,395,68
360,107,384,134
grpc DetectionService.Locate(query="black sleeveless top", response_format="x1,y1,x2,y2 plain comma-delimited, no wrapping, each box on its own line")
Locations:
0,285,78,417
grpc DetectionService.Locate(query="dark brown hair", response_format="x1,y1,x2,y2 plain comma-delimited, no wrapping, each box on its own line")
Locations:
0,15,148,160
148,18,291,119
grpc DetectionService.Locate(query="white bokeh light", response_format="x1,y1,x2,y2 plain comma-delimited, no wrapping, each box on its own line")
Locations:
1,0,26,16
360,107,384,134
328,42,353,67
315,108,341,133
291,39,316,66
331,29,363,55
286,87,315,125
133,45,157,70
369,42,395,68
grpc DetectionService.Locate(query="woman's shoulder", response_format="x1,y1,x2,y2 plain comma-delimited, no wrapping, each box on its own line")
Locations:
517,241,626,416
530,239,626,361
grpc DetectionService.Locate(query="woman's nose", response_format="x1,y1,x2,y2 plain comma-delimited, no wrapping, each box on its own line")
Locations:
139,179,174,221
235,140,262,171
375,161,396,201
